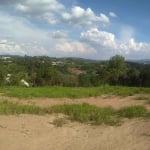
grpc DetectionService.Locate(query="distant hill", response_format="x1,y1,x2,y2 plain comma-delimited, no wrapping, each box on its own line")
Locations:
128,59,150,64
0,54,149,64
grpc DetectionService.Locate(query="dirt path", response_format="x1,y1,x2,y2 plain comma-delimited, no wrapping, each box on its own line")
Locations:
0,115,149,150
0,95,150,150
1,95,150,110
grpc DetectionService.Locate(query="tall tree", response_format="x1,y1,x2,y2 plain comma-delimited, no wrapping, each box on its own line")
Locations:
100,55,128,85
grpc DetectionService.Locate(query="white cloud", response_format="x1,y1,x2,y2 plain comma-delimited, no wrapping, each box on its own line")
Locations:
119,38,147,54
0,11,97,57
51,30,68,39
15,0,64,24
56,41,96,54
40,13,57,24
80,28,150,59
0,39,24,55
80,28,117,49
1,1,111,27
61,6,110,27
0,1,150,59
0,11,55,56
0,11,48,42
109,12,117,18
16,0,64,14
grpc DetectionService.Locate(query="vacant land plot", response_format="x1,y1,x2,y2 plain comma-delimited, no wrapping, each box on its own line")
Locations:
0,86,150,150
0,115,150,150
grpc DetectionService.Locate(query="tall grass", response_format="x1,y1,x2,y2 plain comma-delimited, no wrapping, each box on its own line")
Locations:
47,103,118,125
117,105,148,118
0,101,43,115
0,101,149,125
0,86,150,98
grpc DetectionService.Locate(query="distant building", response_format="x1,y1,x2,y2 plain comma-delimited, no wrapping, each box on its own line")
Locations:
52,61,64,66
1,56,11,60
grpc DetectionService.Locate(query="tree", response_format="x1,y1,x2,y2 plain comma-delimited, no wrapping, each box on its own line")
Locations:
108,55,127,85
0,70,4,85
99,55,128,85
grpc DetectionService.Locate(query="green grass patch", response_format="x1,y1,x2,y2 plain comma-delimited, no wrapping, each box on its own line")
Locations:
0,86,150,99
118,105,148,118
0,101,43,115
0,101,149,125
47,103,119,125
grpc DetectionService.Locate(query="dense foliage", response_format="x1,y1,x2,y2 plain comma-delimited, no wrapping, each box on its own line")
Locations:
0,55,150,87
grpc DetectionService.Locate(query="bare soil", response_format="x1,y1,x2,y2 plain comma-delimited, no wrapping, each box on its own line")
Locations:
0,115,149,150
0,95,150,150
1,95,150,110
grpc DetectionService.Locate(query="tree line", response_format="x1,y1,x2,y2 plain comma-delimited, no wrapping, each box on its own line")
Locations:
0,55,149,87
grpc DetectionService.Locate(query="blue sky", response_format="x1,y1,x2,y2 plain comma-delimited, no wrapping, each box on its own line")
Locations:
0,0,150,60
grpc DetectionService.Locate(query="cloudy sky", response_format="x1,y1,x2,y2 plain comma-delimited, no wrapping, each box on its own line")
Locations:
0,0,150,60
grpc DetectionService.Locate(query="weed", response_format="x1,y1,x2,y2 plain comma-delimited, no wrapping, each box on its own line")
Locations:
0,101,43,115
48,103,119,125
117,105,148,118
52,118,66,127
0,101,149,126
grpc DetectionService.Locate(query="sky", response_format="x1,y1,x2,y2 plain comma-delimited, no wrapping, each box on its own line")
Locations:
0,0,150,60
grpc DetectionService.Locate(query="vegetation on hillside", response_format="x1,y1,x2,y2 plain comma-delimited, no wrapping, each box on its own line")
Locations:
0,55,150,87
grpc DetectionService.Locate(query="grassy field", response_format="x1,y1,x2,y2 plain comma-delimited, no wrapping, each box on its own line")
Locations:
0,101,149,125
0,86,150,98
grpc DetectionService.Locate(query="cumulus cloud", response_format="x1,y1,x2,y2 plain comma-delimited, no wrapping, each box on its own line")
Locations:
0,1,149,59
80,28,117,49
0,39,24,55
16,0,64,14
119,38,148,54
0,10,96,57
0,11,55,56
56,41,96,54
0,38,50,56
61,6,110,27
109,12,117,18
15,0,64,24
1,0,111,27
51,30,68,39
80,28,150,59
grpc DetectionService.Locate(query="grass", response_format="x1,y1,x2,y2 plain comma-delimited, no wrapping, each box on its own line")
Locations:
134,96,150,101
117,105,148,118
0,86,150,99
0,101,149,125
0,101,43,115
47,103,119,125
52,118,66,127
134,95,150,104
